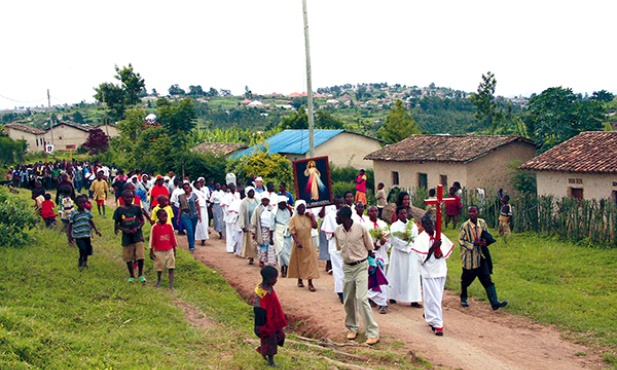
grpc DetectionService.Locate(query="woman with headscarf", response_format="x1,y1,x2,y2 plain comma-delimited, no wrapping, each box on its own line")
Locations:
270,195,293,277
193,180,210,246
287,200,320,291
239,186,259,263
251,193,276,267
223,183,242,254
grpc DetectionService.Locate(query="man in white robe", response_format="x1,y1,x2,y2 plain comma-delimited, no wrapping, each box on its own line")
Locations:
411,214,454,336
321,196,345,303
387,206,422,307
364,206,391,314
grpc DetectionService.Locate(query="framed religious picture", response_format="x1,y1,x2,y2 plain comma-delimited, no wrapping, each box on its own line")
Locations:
292,156,333,208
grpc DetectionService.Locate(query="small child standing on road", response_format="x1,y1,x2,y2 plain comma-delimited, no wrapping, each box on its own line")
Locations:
253,266,287,368
40,193,58,227
68,195,102,269
113,190,146,284
149,209,178,290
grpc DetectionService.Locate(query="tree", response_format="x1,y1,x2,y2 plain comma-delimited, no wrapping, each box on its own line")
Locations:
470,71,503,133
315,110,344,129
377,99,419,143
207,87,219,97
525,87,605,152
188,85,204,96
151,88,159,96
220,89,232,97
82,128,109,155
93,64,146,122
244,85,253,99
118,108,147,141
0,135,26,165
591,90,614,102
72,111,85,124
168,84,186,95
280,106,308,130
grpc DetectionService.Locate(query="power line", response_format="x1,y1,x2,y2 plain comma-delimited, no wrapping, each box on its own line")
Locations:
0,93,47,104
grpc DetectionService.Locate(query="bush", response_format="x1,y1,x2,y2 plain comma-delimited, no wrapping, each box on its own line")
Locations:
332,181,355,198
174,151,227,184
226,150,293,187
0,188,38,247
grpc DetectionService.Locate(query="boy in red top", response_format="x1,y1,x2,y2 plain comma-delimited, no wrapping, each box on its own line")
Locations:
40,193,58,227
149,209,178,290
253,266,287,367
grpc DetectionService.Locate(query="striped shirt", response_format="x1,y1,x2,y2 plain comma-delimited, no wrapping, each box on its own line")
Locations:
70,209,93,239
458,218,489,270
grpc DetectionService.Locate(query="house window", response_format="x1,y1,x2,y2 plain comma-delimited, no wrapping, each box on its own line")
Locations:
418,173,428,190
440,175,448,189
59,136,63,140
392,171,399,186
569,188,583,200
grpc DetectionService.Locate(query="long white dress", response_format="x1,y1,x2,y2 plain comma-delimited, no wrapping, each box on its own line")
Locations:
387,220,422,303
321,209,343,294
194,188,209,242
222,191,241,253
366,218,391,307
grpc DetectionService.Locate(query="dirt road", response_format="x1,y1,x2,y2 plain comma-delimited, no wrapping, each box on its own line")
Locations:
185,233,605,370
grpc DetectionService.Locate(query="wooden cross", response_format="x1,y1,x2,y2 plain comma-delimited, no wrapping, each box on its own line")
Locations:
424,184,457,237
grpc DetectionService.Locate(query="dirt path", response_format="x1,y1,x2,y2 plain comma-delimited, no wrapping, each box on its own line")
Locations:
183,231,605,370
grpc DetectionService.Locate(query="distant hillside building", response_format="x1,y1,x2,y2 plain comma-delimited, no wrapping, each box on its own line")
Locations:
47,122,93,151
365,134,536,194
520,131,617,203
232,129,382,169
191,142,248,157
4,124,47,152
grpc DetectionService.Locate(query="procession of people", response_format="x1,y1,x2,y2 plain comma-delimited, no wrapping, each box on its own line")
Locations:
13,158,509,358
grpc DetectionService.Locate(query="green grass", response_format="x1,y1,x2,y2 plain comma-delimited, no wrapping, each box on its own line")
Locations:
442,228,617,351
0,191,426,369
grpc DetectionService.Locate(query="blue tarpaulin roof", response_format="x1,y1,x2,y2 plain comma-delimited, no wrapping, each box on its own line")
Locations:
231,129,344,158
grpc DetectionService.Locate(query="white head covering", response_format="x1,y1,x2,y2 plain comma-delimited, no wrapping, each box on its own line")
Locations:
277,195,289,204
294,200,307,214
245,186,255,197
260,192,270,200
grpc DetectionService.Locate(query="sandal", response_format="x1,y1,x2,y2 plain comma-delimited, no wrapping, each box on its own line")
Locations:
297,281,305,288
308,284,316,292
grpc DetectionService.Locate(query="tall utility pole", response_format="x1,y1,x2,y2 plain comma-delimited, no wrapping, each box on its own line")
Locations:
302,0,315,157
102,91,109,137
47,89,54,145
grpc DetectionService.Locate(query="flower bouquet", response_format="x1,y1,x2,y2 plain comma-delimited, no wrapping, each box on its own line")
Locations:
369,227,390,243
391,219,416,246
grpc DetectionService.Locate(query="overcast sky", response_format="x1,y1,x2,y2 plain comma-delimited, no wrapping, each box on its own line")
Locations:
1,0,615,110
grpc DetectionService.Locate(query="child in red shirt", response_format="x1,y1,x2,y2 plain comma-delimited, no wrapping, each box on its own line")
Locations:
253,266,287,367
149,209,178,290
40,194,58,227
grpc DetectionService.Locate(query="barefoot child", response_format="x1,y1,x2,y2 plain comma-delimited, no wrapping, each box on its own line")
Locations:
113,190,146,284
411,214,454,336
149,209,177,290
253,266,287,368
68,195,102,269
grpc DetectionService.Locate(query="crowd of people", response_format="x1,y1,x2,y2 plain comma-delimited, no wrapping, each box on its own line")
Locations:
14,161,510,365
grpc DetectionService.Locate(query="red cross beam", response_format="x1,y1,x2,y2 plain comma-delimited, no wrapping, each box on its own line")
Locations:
424,184,457,237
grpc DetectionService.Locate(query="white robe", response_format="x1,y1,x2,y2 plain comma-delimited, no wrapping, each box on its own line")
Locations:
223,192,241,253
194,189,209,241
387,220,422,303
321,208,343,294
411,231,454,328
365,219,391,307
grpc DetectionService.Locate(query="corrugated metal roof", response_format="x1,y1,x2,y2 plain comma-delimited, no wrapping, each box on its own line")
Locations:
520,131,617,174
232,129,344,158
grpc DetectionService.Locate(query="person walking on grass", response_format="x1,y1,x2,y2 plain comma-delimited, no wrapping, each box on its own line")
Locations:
113,190,146,284
178,182,201,254
40,193,57,227
89,170,109,217
459,205,508,310
253,266,287,368
149,209,178,290
412,214,454,336
68,195,102,269
333,206,380,346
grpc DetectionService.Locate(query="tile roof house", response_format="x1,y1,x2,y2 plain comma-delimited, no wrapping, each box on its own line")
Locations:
520,131,617,202
232,129,383,169
365,134,536,195
4,124,47,152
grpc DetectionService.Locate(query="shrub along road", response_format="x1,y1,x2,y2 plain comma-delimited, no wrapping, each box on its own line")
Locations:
186,230,607,370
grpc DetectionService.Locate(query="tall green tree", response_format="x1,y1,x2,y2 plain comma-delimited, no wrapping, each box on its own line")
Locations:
93,64,146,122
156,98,198,177
315,110,345,129
470,71,503,133
118,108,147,142
280,106,308,130
377,99,419,143
525,87,605,152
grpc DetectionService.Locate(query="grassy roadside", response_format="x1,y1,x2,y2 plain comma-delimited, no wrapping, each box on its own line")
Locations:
0,190,426,369
442,227,617,363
